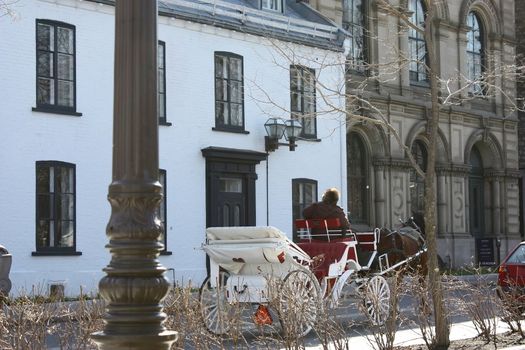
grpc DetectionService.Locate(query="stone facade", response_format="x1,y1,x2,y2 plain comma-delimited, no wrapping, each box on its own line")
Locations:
317,0,521,267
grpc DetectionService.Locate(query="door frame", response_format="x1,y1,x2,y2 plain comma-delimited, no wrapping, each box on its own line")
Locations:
201,147,267,228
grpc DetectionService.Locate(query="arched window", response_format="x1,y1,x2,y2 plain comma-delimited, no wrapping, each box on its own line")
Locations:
343,0,366,70
410,140,427,213
408,0,427,83
466,12,485,95
347,133,368,224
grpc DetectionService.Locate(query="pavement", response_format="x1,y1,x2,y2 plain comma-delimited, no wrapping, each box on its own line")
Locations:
334,319,525,350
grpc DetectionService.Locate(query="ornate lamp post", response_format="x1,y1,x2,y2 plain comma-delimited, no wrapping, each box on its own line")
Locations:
91,0,177,348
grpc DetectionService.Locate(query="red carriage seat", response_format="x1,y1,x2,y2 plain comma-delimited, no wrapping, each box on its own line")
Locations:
295,219,356,281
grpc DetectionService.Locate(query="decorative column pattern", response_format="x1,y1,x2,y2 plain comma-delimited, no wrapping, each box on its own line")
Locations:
92,1,177,348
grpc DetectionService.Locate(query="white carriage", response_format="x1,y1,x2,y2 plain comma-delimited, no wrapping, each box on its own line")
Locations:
200,221,398,336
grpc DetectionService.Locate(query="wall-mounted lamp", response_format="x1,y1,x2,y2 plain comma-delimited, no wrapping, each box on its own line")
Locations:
264,117,302,152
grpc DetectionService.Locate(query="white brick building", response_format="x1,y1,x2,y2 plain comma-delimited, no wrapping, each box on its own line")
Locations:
0,0,347,295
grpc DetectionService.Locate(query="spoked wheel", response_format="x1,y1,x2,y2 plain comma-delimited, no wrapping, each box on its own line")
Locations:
279,269,322,338
362,275,391,325
199,271,233,335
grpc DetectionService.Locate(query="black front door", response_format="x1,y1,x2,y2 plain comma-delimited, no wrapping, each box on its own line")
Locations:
210,175,247,227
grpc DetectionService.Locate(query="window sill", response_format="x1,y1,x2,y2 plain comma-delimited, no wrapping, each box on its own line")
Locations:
32,107,82,117
159,120,172,126
300,137,321,142
160,251,173,256
212,127,249,134
409,80,430,88
32,251,82,256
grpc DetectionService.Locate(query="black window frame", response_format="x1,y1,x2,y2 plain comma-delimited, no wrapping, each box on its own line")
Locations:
466,11,486,96
158,41,171,126
33,161,81,256
260,0,283,12
290,65,317,139
343,0,368,72
33,19,81,117
292,178,318,241
213,51,246,133
408,0,428,84
347,133,369,224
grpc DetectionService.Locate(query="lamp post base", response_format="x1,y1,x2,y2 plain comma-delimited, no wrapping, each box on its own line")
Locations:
92,331,178,350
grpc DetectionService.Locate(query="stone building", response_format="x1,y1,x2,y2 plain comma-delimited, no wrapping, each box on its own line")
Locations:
314,0,520,267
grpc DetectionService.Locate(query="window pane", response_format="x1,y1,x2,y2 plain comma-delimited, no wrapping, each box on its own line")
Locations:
229,58,242,80
57,53,73,80
215,102,228,125
57,194,74,221
230,81,242,103
37,194,53,220
220,177,242,193
37,166,50,193
56,166,74,193
158,44,165,69
37,220,51,248
302,116,315,135
38,52,54,77
304,93,315,113
158,70,165,93
57,27,73,54
291,92,301,112
230,104,242,126
38,78,55,105
37,23,54,51
58,80,74,107
58,221,74,247
215,78,227,101
215,55,227,78
158,94,165,119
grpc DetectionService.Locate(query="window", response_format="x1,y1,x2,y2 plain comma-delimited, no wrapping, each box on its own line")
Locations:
158,41,170,125
410,140,427,213
292,179,318,241
347,133,368,224
34,161,79,255
343,0,366,70
35,20,79,115
214,52,244,132
261,0,283,12
408,0,428,83
466,12,485,95
158,169,171,253
290,66,316,138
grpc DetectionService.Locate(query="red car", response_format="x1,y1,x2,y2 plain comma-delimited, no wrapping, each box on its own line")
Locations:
497,241,525,311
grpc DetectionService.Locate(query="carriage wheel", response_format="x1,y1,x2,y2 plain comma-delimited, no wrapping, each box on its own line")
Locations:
363,275,391,325
278,269,322,338
199,271,233,335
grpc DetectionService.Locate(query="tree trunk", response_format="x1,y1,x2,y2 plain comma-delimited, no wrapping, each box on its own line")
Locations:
424,3,450,348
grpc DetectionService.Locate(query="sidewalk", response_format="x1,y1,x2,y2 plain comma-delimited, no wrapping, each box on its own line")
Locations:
305,319,525,350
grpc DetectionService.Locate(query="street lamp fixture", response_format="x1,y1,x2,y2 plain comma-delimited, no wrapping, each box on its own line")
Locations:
264,117,302,152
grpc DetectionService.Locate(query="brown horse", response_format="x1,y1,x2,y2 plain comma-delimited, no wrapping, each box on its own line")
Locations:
375,213,428,276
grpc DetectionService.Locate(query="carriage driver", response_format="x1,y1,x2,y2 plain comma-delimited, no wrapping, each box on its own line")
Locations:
303,188,351,240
